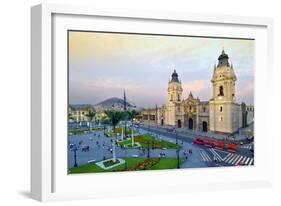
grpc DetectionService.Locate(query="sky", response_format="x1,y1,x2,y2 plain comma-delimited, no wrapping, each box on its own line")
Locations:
68,31,254,108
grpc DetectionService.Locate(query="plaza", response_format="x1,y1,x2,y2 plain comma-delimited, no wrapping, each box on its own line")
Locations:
68,121,254,174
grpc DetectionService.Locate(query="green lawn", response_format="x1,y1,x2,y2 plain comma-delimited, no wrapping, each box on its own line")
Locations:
69,158,144,174
69,158,185,174
118,134,182,149
69,128,102,135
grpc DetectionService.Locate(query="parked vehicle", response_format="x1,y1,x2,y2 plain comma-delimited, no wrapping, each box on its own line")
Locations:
215,141,224,150
227,143,237,153
194,138,204,145
205,139,215,147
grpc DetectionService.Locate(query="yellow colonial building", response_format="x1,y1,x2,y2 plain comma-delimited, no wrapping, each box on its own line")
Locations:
141,49,254,134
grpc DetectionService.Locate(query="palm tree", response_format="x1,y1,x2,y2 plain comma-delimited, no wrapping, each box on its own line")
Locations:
85,110,96,131
105,110,124,162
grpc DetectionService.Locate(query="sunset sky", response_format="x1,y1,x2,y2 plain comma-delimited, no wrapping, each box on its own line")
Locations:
68,31,254,107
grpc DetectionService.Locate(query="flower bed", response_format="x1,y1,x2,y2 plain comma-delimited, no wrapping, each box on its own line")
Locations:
127,158,160,171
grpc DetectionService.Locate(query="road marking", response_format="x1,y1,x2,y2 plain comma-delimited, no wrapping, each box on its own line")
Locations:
204,151,211,161
240,156,247,164
200,150,211,162
199,152,206,161
235,156,244,165
223,153,231,161
209,149,220,161
201,151,208,161
211,148,223,161
225,154,235,162
230,155,240,165
245,157,250,165
249,158,254,165
228,154,238,164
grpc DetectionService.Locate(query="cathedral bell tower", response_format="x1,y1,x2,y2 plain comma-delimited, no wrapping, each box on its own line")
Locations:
165,70,183,127
211,49,237,101
209,49,239,134
167,70,183,103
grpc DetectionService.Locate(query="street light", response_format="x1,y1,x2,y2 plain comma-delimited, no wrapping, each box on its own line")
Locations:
176,149,180,169
70,144,79,168
125,150,128,171
147,142,150,158
175,130,178,145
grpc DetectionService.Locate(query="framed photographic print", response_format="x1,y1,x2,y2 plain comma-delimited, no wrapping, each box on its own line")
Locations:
31,3,274,201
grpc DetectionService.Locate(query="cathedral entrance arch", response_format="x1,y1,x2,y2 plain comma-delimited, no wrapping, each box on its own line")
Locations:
202,121,208,132
188,118,193,130
177,120,182,128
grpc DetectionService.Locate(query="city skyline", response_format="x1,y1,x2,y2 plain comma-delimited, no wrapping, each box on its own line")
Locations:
69,31,254,107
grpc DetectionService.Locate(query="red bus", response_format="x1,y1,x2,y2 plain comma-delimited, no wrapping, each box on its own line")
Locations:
215,141,224,150
205,139,215,147
227,143,237,153
193,138,204,145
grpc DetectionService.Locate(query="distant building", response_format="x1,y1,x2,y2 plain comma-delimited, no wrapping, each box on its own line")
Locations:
69,104,95,122
141,49,254,134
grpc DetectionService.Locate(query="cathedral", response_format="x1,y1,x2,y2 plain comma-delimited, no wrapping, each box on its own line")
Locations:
141,49,254,134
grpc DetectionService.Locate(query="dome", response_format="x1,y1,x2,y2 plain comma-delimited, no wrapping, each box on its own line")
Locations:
171,70,180,83
217,49,230,67
218,49,229,61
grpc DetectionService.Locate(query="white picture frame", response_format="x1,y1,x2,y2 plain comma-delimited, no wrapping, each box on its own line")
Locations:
31,3,274,202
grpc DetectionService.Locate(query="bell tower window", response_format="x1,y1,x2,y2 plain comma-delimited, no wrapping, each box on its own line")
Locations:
219,86,224,96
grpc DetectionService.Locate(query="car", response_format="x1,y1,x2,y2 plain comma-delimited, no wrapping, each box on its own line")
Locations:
205,139,215,147
215,141,225,150
194,138,204,145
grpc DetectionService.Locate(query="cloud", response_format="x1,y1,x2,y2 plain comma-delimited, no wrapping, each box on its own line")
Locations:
69,32,254,106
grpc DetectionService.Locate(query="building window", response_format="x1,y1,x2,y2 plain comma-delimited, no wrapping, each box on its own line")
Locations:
203,107,206,112
150,115,156,121
219,86,224,96
219,116,223,122
178,94,180,101
219,106,223,112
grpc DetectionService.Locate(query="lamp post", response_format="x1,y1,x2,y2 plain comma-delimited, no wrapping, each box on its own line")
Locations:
175,130,178,145
176,149,180,169
70,144,79,168
125,149,128,171
147,142,150,158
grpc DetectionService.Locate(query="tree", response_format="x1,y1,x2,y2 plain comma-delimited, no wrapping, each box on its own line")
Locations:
85,110,96,131
127,110,139,122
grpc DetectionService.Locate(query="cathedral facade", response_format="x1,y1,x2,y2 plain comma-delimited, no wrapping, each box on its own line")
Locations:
141,50,254,134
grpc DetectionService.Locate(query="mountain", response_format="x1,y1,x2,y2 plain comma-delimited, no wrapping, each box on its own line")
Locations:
94,97,139,112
